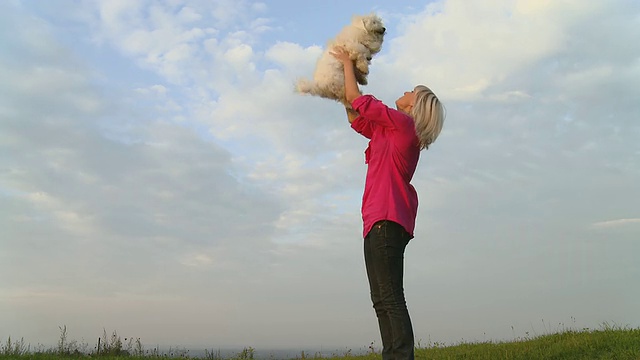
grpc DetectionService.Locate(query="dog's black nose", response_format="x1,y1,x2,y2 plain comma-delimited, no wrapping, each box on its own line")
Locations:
381,27,386,33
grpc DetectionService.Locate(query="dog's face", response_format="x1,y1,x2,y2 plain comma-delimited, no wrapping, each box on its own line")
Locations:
353,14,385,52
362,15,386,36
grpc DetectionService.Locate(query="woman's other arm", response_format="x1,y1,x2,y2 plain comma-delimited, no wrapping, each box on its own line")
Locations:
345,107,359,124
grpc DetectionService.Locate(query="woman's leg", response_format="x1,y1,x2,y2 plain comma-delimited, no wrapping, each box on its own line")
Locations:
364,220,414,360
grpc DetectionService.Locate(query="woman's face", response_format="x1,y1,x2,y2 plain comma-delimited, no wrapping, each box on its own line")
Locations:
395,89,417,113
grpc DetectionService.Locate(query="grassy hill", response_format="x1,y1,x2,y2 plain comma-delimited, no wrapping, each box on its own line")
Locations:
2,325,639,360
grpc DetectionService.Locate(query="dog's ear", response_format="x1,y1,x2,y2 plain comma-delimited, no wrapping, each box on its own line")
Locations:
352,15,367,31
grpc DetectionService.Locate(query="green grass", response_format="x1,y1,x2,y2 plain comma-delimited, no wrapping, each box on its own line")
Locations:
2,324,639,360
412,326,640,360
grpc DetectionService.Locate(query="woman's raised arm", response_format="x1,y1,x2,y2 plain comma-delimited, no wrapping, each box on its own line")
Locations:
330,46,362,105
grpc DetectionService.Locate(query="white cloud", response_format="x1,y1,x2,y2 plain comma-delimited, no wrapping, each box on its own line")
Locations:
0,0,284,300
134,84,168,95
84,0,270,85
373,0,609,100
177,5,202,23
251,2,268,13
592,218,640,229
223,43,255,70
265,41,322,70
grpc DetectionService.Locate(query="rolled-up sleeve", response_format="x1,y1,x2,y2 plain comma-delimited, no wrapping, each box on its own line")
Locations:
352,95,398,129
351,115,373,139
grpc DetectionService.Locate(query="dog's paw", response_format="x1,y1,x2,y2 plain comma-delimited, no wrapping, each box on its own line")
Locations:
357,65,369,75
355,70,368,85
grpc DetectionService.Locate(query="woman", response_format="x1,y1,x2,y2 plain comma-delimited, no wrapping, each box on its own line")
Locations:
331,47,445,360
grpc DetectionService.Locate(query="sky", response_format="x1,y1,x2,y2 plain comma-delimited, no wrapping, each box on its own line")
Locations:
1,0,639,354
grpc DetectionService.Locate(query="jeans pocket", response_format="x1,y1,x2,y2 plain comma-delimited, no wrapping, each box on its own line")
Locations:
372,220,388,238
371,221,408,251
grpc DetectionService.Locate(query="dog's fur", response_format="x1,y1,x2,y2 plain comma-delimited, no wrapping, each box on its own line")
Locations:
295,14,386,106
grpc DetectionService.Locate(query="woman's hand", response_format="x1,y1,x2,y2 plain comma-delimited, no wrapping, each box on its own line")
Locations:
330,46,361,106
330,46,352,65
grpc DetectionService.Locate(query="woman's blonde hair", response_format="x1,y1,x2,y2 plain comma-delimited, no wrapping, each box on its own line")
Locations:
411,85,445,150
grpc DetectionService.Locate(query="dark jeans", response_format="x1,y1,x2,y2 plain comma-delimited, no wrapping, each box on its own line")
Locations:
364,220,414,360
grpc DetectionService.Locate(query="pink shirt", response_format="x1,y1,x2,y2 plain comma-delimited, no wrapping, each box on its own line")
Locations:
351,95,420,238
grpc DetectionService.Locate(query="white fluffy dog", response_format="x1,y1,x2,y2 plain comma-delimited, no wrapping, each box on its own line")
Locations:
295,14,386,106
